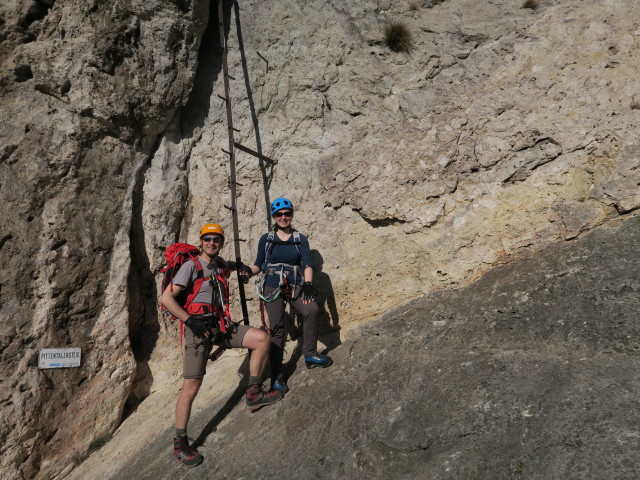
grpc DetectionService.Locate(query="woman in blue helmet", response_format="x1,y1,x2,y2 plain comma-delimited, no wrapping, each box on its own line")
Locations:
242,197,332,393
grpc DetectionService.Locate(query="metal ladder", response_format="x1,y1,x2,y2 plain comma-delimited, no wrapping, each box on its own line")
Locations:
216,0,277,325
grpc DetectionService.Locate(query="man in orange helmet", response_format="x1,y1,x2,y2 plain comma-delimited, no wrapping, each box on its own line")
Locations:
161,223,282,468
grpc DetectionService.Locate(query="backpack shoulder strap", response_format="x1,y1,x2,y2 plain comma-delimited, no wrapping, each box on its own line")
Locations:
293,231,301,255
175,257,205,347
184,258,205,309
193,257,204,276
265,231,276,263
265,230,303,264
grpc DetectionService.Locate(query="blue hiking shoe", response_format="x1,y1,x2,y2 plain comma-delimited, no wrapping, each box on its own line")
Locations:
304,354,333,369
271,377,289,394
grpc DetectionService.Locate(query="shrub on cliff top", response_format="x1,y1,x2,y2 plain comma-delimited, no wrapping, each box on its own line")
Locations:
384,21,412,52
522,0,540,9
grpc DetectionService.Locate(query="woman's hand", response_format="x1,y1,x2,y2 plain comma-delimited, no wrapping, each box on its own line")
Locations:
300,281,315,304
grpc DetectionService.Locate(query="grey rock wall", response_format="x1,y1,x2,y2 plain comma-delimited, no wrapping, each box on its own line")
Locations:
82,210,640,480
0,0,209,478
167,0,639,332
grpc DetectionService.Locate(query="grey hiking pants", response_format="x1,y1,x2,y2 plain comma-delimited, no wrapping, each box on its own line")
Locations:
263,286,319,358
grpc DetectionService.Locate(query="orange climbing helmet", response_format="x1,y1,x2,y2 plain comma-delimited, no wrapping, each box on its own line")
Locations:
200,223,225,238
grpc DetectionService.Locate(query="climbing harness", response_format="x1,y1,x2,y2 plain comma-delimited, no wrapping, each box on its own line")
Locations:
255,262,302,333
256,230,302,332
255,264,299,300
188,261,237,360
183,258,232,345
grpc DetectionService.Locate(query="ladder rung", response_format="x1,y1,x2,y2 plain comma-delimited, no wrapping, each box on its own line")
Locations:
233,127,241,132
226,74,235,80
221,148,231,155
223,205,235,211
218,94,228,102
234,142,278,165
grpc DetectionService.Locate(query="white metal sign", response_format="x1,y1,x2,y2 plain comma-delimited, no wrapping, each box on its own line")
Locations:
39,348,81,369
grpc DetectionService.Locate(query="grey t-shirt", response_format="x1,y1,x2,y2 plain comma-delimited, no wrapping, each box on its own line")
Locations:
172,257,229,305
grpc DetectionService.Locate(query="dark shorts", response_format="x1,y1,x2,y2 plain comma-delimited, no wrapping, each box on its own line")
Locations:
183,322,251,379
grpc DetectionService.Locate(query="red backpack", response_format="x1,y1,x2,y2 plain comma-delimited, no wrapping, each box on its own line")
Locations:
160,243,232,346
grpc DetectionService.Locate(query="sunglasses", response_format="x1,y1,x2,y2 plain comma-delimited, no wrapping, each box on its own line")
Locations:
202,236,223,243
274,211,293,218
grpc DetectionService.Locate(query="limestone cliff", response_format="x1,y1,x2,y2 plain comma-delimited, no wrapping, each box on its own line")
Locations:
0,1,210,477
0,0,638,478
74,203,640,480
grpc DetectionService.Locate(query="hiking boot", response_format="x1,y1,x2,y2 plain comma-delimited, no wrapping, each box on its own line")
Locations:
304,354,333,369
271,377,289,394
246,383,283,412
173,435,203,467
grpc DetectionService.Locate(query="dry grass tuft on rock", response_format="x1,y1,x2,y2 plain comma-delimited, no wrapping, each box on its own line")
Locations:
384,21,413,52
522,0,540,9
408,2,421,11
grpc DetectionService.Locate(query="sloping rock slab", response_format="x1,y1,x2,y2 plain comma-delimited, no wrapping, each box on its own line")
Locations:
108,214,639,480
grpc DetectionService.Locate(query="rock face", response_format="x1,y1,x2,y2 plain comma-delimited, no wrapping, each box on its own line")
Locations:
0,1,209,478
75,213,640,480
1,0,639,478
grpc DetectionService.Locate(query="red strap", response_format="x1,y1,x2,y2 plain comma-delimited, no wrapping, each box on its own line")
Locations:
260,299,271,334
178,257,235,345
181,303,214,346
186,303,213,314
178,259,205,346
183,258,205,310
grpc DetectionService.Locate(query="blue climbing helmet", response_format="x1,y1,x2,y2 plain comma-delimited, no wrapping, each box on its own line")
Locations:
270,197,294,216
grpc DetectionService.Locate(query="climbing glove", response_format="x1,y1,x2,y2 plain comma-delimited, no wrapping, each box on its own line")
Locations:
237,264,253,284
300,281,315,301
184,316,209,338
